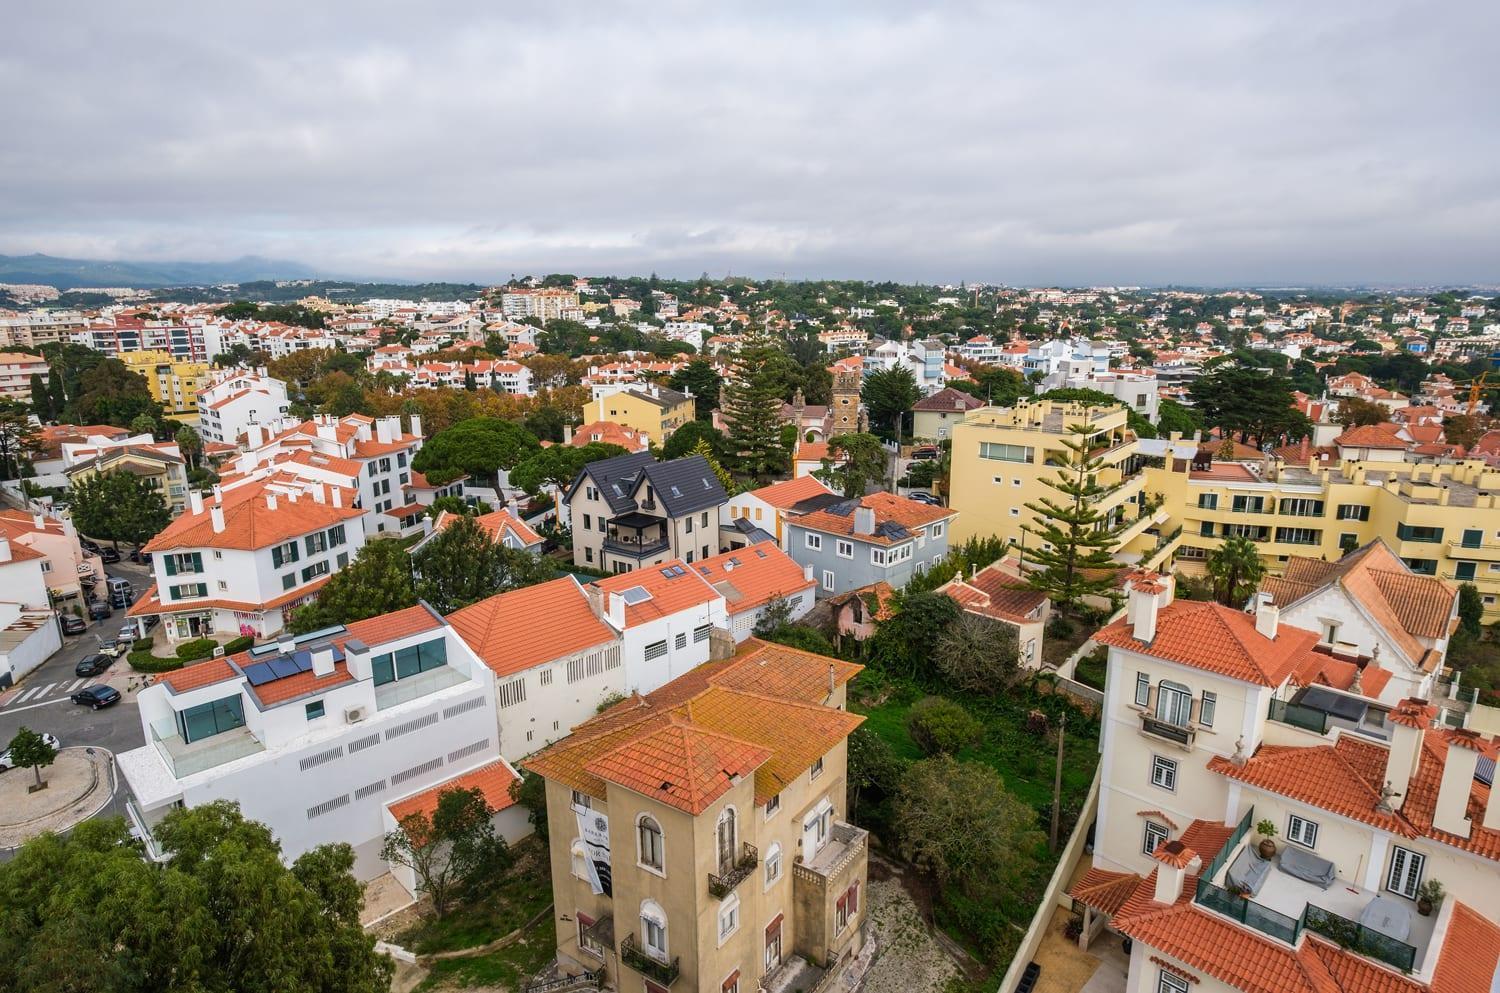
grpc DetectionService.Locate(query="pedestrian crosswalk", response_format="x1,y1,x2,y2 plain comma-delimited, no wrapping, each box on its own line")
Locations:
3,678,96,708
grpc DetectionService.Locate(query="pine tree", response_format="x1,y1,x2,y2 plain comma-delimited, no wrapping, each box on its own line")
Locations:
28,374,52,421
720,325,788,482
1020,425,1126,607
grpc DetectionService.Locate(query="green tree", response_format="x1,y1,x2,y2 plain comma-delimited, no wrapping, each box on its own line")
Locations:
1443,413,1486,450
668,359,724,420
0,803,392,993
869,591,962,678
1189,365,1308,446
69,470,171,550
0,398,41,480
661,420,726,461
509,772,549,842
1020,425,1127,608
523,404,567,443
412,515,553,613
846,725,904,824
6,726,57,790
411,417,540,487
28,374,52,421
1156,399,1202,438
1458,582,1483,636
815,432,888,497
862,365,921,439
934,612,1019,693
69,358,162,428
130,412,158,437
380,787,511,918
175,424,204,470
510,442,627,496
289,539,416,632
893,755,1044,899
720,327,790,482
905,696,984,755
1207,535,1266,606
1336,398,1387,428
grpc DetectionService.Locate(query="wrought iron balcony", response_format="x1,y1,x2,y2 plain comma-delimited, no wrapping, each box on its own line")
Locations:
1140,714,1195,748
708,842,759,899
620,933,679,987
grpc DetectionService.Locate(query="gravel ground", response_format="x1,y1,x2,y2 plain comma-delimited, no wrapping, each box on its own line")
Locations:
861,865,962,993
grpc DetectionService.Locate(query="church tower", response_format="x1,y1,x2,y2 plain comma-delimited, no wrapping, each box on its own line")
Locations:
831,368,863,436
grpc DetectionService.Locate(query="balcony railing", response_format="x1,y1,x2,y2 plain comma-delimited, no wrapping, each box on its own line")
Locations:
1268,698,1329,735
523,968,603,993
1301,904,1417,972
603,536,671,558
1140,714,1195,748
708,843,759,899
149,720,265,779
620,933,679,987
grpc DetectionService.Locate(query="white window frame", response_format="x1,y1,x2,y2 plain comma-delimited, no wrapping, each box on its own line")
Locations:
1157,971,1190,993
836,539,853,559
1134,672,1150,707
1387,846,1424,899
1286,814,1318,849
641,900,669,960
821,570,835,591
811,756,824,780
764,843,783,888
765,793,780,818
1143,820,1170,855
804,532,823,551
1150,755,1177,792
1199,691,1216,728
717,893,740,944
637,814,665,874
870,547,887,567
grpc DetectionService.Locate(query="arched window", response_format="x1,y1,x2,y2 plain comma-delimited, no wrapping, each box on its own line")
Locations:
637,814,664,872
570,839,589,880
716,807,738,875
1156,680,1192,727
641,899,668,960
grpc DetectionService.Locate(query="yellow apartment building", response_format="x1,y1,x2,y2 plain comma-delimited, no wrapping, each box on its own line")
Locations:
119,350,210,420
582,384,696,445
947,399,1170,565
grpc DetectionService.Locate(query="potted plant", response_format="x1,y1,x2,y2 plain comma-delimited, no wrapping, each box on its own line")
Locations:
1416,879,1444,917
1256,819,1278,859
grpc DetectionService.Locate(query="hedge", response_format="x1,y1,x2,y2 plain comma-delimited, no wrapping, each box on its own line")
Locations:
128,641,186,674
222,636,254,655
175,638,217,662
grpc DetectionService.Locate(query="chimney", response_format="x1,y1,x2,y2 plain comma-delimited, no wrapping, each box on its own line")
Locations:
1433,730,1484,838
506,497,519,518
276,634,296,657
212,484,223,503
1255,596,1280,640
332,486,343,508
1383,699,1435,805
32,511,45,529
0,536,10,563
709,625,735,661
312,482,325,504
1151,842,1200,905
375,418,394,445
853,505,876,535
1127,571,1171,642
409,414,422,438
344,638,372,680
266,491,278,511
607,592,626,630
189,489,204,515
311,644,337,678
803,563,814,582
210,504,225,534
246,423,263,448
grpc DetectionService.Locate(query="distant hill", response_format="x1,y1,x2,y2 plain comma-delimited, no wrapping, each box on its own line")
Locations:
0,253,322,290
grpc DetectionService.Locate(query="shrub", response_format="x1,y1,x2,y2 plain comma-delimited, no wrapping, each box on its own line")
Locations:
906,696,983,756
1047,615,1075,639
128,649,185,673
175,638,217,662
222,635,254,655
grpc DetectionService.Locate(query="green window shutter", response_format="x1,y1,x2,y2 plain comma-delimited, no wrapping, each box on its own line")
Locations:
165,556,177,576
272,546,283,568
191,552,202,572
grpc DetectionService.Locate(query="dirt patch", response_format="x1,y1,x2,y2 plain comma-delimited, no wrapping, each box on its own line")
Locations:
861,856,967,993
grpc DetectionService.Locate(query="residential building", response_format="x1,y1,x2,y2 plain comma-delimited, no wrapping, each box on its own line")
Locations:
116,605,528,882
582,384,696,445
786,492,957,596
0,530,51,611
525,638,869,993
0,508,101,610
564,453,729,572
693,542,817,639
567,420,651,454
133,479,366,642
911,386,984,441
119,350,210,419
938,563,1050,669
414,507,544,555
1036,366,1161,424
501,288,581,322
720,475,839,551
0,351,50,401
65,444,191,516
587,562,728,689
196,368,293,445
1069,572,1500,993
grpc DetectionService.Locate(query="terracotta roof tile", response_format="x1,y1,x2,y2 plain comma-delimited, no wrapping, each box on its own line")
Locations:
590,560,721,627
1070,866,1140,917
793,491,955,546
1093,600,1319,687
743,474,835,510
1335,423,1409,450
448,577,616,679
142,479,363,553
388,758,521,823
941,564,1049,623
695,542,815,617
586,718,773,815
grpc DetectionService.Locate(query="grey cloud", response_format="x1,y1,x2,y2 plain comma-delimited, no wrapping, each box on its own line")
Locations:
0,0,1497,285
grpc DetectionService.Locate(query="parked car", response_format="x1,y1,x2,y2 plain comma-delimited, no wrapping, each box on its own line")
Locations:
60,615,87,635
910,445,941,461
117,623,138,643
906,490,943,505
98,547,121,564
75,653,112,677
0,733,61,773
80,538,101,555
129,549,152,565
96,640,128,659
71,685,121,709
88,601,113,620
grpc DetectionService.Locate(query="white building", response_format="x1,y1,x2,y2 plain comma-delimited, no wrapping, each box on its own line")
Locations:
1035,365,1161,423
501,288,580,322
196,368,294,445
587,563,729,690
117,605,528,882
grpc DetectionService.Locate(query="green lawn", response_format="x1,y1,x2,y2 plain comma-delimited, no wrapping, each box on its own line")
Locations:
399,839,553,955
417,916,557,992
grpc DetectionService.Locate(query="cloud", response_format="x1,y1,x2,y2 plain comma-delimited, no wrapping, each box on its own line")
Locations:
1,0,1496,285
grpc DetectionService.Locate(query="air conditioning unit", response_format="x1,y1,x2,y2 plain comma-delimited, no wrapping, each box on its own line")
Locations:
344,705,367,724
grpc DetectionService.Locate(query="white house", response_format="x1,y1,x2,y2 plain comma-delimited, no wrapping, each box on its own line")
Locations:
196,369,294,445
587,562,729,691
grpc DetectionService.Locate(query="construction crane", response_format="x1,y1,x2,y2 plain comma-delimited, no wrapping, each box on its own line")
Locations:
1454,371,1491,415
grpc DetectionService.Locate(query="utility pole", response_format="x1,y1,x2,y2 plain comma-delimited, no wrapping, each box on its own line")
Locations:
1050,713,1066,852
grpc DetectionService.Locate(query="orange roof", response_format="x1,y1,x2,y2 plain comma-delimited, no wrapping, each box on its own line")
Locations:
448,577,616,678
743,474,834,510
1335,423,1409,450
569,420,650,453
125,574,335,617
526,639,863,808
1093,600,1320,687
1291,647,1394,699
941,564,1048,624
142,479,363,553
793,491,954,545
1071,866,1139,916
793,440,834,464
471,509,542,546
694,543,815,617
590,561,721,627
388,758,520,823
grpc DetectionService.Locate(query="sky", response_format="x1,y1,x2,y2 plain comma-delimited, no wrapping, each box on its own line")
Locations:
2,0,1497,287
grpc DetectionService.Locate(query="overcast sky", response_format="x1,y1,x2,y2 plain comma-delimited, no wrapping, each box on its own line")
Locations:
2,1,1497,287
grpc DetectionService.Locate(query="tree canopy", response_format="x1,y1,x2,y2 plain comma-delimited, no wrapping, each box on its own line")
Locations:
1020,426,1126,607
380,786,511,919
411,515,554,613
411,417,541,487
668,359,724,420
289,539,416,633
69,470,172,548
815,432,888,497
862,366,921,438
1188,365,1310,446
509,442,626,496
720,327,789,482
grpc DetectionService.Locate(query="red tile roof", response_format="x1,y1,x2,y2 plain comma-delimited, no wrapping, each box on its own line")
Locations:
743,474,834,510
590,561,721,627
388,758,520,823
586,718,773,815
793,491,954,545
941,564,1048,624
447,577,616,679
1335,423,1408,450
694,543,815,618
142,479,363,553
1093,600,1320,687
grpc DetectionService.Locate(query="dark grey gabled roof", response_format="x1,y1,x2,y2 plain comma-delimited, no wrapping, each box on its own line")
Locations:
564,450,655,514
632,455,727,518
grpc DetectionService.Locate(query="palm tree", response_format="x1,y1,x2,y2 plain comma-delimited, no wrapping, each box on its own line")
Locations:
175,425,203,470
1207,536,1265,606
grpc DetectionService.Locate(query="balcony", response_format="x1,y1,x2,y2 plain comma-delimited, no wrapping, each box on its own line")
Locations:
1139,714,1195,749
801,822,868,878
1267,698,1329,735
149,720,265,779
619,933,679,987
374,664,469,711
603,535,671,559
708,842,759,898
1446,538,1500,561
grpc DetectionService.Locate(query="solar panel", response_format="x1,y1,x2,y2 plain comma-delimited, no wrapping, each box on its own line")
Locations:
292,650,315,672
1299,686,1367,722
1478,755,1495,787
621,586,652,605
243,662,276,686
269,657,301,679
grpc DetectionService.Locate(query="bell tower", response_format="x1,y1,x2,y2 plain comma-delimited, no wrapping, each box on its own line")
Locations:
831,368,863,436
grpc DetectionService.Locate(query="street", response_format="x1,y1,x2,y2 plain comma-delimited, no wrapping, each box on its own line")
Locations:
0,557,156,845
